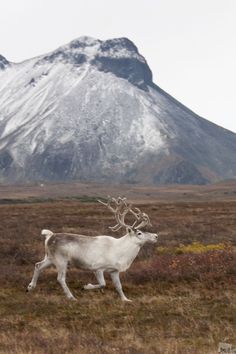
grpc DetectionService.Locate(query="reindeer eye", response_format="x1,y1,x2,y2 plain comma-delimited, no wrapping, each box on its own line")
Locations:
137,231,142,236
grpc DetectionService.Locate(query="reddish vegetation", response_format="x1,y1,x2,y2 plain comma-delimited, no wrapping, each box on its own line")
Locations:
128,250,236,284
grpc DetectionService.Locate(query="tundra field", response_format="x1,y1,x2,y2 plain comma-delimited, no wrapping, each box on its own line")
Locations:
0,182,236,354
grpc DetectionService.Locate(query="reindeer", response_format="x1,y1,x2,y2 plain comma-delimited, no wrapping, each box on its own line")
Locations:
27,197,158,301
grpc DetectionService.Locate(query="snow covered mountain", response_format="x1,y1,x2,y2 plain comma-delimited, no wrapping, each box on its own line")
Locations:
0,36,236,184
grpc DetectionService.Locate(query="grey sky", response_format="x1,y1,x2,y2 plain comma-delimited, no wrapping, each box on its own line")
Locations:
1,0,235,132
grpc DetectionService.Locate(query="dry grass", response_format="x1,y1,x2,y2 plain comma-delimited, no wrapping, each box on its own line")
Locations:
0,195,236,353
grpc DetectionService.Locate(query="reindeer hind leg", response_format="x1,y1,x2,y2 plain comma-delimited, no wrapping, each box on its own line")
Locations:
84,270,106,290
27,256,52,292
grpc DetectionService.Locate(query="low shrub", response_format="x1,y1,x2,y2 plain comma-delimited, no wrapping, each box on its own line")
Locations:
157,241,229,255
128,250,236,284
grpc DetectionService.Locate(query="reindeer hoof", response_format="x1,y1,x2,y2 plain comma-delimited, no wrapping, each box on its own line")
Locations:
68,296,77,301
84,283,94,290
27,284,34,292
122,298,132,302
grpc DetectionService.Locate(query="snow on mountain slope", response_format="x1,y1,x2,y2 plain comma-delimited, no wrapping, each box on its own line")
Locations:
0,36,236,184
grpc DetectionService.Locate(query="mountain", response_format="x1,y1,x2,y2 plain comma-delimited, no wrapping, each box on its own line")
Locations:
0,36,236,185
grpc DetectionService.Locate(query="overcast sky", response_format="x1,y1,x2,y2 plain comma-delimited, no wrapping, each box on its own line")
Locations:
1,0,236,132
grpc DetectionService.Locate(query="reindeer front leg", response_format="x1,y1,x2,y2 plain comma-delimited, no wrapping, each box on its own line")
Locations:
110,271,132,302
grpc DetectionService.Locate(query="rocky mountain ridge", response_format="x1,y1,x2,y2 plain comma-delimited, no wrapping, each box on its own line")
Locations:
0,36,236,184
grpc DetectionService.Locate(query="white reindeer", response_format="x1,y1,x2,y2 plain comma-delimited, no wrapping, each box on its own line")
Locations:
27,197,158,301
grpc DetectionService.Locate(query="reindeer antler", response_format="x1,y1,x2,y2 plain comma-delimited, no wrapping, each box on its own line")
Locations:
98,197,152,231
130,208,152,229
98,196,131,231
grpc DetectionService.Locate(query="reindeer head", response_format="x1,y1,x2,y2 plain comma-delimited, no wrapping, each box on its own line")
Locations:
98,196,158,245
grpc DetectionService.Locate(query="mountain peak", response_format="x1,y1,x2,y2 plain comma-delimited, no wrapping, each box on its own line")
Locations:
64,36,143,62
40,36,153,90
91,37,153,90
69,36,101,48
100,37,138,53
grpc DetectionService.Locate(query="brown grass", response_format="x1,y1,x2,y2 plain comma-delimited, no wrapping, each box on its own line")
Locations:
0,194,236,353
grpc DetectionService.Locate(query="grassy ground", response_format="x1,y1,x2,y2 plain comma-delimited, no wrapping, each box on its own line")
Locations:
0,196,236,353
